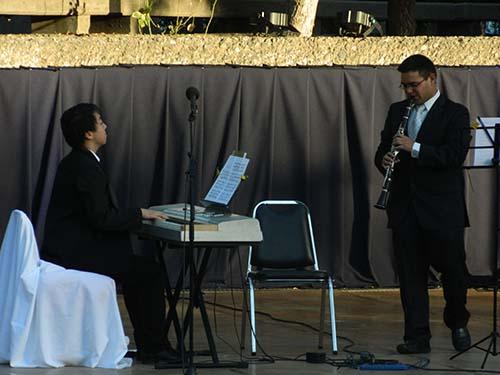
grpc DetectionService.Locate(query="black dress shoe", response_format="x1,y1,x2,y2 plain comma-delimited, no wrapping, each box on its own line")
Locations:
452,327,471,351
124,350,137,359
139,349,181,364
397,340,431,354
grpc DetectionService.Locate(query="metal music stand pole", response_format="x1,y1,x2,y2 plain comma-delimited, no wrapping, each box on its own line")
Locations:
451,122,500,368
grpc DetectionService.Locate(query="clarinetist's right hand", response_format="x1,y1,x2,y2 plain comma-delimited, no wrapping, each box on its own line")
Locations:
382,152,395,170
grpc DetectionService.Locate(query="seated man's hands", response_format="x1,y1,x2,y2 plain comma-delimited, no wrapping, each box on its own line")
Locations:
141,208,169,220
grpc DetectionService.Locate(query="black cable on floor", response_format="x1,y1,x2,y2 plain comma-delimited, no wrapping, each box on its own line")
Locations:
203,298,354,350
207,252,275,364
409,359,500,374
202,297,500,373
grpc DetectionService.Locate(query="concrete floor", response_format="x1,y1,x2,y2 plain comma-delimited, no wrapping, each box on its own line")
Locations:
1,288,499,375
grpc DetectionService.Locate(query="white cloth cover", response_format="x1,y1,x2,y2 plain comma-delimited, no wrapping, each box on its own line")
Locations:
0,210,132,368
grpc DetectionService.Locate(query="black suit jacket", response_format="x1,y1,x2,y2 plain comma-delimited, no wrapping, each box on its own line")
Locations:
42,148,142,274
374,95,471,230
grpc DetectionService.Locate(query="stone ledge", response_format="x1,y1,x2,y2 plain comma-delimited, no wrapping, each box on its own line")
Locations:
0,34,499,68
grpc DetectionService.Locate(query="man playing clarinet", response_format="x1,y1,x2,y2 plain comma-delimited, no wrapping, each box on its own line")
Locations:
375,54,472,354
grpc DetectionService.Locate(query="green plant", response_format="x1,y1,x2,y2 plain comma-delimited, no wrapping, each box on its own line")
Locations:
205,0,218,35
132,0,219,35
131,0,158,34
168,0,219,35
168,15,194,35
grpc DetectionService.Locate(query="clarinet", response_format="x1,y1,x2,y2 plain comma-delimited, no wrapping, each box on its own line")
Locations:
374,101,414,210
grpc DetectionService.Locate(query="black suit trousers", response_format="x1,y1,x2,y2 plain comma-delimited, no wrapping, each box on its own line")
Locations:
109,255,167,354
392,207,470,342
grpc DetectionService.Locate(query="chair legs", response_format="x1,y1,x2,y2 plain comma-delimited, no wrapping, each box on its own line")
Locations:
240,278,257,355
249,278,257,355
241,278,338,355
240,281,248,350
318,281,326,349
328,277,338,354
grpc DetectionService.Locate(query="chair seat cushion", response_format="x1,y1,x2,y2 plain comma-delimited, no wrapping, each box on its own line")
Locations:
249,269,330,281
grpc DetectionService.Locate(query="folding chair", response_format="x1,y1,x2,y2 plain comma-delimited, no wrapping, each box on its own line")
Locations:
241,200,337,355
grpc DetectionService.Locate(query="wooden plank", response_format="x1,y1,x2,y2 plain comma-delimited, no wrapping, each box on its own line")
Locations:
214,0,500,20
2,0,499,21
32,15,90,34
0,0,68,15
0,0,112,16
83,0,113,15
109,0,122,13
290,0,319,36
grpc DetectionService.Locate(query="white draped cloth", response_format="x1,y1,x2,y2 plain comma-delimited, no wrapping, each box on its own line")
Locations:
0,210,132,368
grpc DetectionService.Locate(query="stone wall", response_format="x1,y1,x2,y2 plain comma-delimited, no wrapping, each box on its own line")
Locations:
0,34,499,68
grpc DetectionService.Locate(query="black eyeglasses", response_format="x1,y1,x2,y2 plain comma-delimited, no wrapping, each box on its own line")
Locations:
399,79,426,90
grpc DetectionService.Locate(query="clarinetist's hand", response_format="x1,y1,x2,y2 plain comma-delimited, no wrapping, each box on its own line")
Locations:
393,134,414,153
382,152,395,170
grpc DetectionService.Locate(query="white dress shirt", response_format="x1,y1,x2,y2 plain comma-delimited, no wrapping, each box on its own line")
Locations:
410,90,440,158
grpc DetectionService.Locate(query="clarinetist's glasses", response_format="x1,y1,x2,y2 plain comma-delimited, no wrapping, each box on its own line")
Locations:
399,79,426,90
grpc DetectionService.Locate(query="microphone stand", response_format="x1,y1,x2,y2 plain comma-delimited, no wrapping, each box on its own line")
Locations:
186,102,198,375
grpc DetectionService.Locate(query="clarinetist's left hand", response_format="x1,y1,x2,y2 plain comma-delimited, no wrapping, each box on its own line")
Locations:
393,134,414,153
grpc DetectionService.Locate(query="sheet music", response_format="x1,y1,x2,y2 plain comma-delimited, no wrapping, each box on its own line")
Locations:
203,155,249,205
472,117,500,166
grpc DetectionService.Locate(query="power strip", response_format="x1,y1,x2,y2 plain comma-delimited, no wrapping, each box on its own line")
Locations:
359,363,411,371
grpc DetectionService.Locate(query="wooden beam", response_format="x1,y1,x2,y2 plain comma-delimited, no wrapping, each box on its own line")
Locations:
0,0,113,16
2,0,499,21
290,0,319,36
32,15,91,34
109,0,122,13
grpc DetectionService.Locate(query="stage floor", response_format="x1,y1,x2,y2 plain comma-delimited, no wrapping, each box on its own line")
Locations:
1,288,498,374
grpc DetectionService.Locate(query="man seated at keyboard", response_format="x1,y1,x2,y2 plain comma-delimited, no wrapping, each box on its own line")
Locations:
41,103,177,365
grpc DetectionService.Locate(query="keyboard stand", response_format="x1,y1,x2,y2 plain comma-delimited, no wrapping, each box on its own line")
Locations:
141,236,256,370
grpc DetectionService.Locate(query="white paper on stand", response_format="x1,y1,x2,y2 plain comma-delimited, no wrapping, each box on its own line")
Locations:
204,155,249,206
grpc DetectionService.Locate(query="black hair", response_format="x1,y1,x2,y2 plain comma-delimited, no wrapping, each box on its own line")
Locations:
397,54,437,78
60,103,102,149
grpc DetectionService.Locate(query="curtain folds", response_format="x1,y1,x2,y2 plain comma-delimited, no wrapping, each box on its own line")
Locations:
1,66,498,287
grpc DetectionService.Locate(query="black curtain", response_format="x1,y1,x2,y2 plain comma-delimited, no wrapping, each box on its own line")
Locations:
1,65,499,287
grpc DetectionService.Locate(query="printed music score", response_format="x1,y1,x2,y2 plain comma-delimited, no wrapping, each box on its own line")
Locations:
203,154,249,206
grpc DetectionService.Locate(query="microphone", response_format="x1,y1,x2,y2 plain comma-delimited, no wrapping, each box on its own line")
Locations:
186,87,199,115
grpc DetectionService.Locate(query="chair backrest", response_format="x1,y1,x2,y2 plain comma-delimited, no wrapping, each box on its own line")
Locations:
248,200,319,271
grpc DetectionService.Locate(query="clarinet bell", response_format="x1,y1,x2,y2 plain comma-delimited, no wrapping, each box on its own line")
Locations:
374,189,389,210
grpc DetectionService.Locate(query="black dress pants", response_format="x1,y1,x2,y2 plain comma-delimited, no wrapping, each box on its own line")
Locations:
392,208,470,342
112,255,167,354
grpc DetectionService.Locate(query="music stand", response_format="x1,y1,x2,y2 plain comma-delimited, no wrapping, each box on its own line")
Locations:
451,117,500,368
200,152,250,215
